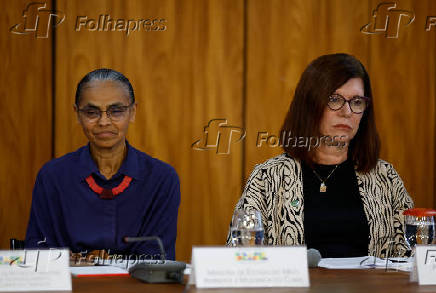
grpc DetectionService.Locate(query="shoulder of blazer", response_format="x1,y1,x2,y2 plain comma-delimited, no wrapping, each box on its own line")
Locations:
251,153,300,172
376,159,394,172
248,153,302,186
355,159,392,178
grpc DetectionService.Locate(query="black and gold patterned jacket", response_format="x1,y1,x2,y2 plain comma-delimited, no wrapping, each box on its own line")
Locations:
228,154,414,257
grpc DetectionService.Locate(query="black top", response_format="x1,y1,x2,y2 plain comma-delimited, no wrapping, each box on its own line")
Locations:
302,159,369,258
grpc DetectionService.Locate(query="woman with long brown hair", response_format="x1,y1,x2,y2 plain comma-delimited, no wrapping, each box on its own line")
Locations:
228,53,413,258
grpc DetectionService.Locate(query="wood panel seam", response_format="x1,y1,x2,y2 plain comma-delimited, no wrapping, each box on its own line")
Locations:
51,0,56,159
241,0,248,194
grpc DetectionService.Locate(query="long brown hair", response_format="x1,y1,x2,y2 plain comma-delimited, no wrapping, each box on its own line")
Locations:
281,53,380,173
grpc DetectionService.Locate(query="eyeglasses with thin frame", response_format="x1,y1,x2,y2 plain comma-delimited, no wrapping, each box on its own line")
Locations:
327,93,369,114
77,102,134,122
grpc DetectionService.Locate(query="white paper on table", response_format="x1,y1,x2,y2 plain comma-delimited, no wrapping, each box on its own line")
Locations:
71,260,192,276
318,256,413,271
70,266,128,276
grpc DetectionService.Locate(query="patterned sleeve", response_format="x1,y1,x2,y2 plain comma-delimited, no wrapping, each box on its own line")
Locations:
225,166,267,245
386,163,414,256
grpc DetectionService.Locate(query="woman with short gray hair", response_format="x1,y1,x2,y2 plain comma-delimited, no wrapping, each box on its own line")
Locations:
25,68,180,260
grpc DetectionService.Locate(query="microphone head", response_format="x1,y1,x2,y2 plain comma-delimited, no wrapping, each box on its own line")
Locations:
307,248,322,268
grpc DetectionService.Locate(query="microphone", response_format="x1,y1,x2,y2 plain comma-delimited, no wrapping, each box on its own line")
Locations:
307,248,322,268
123,236,186,284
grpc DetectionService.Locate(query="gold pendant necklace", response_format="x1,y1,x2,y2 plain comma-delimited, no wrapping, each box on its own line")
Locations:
312,164,338,193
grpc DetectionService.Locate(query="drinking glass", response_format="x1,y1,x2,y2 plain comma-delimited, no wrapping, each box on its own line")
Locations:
230,209,264,246
404,208,436,249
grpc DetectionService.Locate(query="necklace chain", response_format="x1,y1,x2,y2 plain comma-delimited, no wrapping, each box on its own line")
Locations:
312,165,338,193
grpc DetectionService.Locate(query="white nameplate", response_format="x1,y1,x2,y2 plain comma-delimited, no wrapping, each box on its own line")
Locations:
416,245,436,285
0,249,72,292
191,246,309,288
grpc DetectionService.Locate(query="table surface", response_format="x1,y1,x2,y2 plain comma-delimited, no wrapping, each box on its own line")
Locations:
72,268,436,293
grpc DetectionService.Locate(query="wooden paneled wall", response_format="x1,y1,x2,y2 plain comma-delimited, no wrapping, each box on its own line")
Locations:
54,0,244,262
245,0,436,209
368,0,436,208
244,0,370,175
0,0,53,249
1,0,435,262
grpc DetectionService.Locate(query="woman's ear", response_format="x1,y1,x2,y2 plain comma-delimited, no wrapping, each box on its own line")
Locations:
73,104,81,124
129,103,137,123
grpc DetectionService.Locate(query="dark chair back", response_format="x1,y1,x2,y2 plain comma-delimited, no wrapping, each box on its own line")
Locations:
10,238,25,250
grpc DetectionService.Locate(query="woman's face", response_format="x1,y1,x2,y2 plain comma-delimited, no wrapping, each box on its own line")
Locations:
75,80,136,150
319,77,364,145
